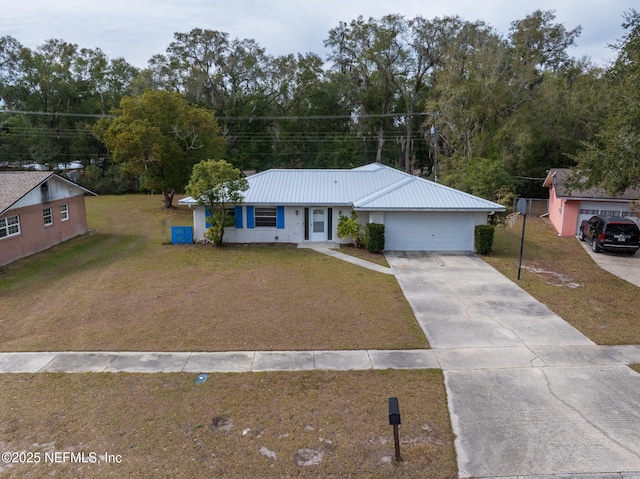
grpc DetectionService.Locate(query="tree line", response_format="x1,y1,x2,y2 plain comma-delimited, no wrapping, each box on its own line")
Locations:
0,9,637,204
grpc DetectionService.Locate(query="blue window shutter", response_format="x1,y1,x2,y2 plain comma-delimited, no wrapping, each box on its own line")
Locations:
276,206,285,229
247,206,255,228
235,206,243,228
205,206,212,228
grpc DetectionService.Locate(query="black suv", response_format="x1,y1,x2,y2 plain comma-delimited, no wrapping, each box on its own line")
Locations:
579,215,640,255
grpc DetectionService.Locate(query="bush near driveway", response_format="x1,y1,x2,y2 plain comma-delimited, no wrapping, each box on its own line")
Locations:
0,196,453,479
0,195,427,352
474,224,495,255
484,216,640,345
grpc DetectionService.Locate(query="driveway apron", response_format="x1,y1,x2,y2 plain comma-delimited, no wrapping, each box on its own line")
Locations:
386,251,640,478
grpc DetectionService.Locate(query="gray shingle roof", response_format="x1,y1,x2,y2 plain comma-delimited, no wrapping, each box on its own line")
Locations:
180,163,505,212
544,168,640,200
0,171,54,215
0,171,96,215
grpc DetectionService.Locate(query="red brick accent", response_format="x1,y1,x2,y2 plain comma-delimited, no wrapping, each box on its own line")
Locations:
0,195,89,266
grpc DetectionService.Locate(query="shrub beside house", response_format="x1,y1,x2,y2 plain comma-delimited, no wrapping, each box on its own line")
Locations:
179,163,505,252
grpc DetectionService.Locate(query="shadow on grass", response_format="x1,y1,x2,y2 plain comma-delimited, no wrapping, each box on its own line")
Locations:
0,231,142,294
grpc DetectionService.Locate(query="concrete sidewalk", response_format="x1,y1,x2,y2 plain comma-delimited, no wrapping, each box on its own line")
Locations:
2,345,640,374
4,249,640,478
387,251,640,478
0,350,439,373
299,243,394,274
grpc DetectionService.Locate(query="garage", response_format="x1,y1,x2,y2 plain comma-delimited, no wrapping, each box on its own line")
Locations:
181,162,505,248
575,201,633,235
544,168,640,237
384,212,475,251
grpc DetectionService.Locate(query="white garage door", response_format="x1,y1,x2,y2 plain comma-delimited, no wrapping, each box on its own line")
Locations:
384,212,475,251
576,201,632,235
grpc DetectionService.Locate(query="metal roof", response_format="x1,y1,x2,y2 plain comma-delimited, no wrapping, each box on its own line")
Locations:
180,163,506,212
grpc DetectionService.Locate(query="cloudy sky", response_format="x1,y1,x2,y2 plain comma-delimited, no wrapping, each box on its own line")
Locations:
1,0,636,68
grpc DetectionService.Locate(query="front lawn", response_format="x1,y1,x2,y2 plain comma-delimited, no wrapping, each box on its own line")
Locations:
483,216,640,345
0,370,457,479
0,195,426,352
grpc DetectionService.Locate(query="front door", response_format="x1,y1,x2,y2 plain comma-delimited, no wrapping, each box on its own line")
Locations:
310,208,328,241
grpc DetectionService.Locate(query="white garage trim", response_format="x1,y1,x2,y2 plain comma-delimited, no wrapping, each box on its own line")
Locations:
575,201,634,235
384,212,475,251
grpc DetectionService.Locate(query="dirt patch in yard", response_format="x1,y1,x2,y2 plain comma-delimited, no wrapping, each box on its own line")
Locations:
484,216,640,345
0,370,456,478
522,264,581,288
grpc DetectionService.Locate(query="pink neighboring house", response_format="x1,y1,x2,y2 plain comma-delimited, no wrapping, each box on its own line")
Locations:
544,168,640,237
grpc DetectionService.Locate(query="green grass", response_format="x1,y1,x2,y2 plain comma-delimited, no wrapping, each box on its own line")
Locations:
0,195,454,478
483,216,640,345
0,195,426,352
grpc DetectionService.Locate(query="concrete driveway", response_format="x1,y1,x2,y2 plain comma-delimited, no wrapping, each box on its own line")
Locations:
386,251,640,478
577,236,640,287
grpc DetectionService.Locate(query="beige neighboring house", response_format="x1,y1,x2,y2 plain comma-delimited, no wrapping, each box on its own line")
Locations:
0,171,96,266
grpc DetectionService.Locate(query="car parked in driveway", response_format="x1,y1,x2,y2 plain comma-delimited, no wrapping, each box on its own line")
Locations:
578,215,640,255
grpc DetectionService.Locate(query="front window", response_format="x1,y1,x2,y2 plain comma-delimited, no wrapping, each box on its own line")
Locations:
43,207,53,226
0,215,20,238
255,207,277,227
60,204,69,221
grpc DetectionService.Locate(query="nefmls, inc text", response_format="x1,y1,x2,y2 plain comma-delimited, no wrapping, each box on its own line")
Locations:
45,451,122,463
2,451,123,464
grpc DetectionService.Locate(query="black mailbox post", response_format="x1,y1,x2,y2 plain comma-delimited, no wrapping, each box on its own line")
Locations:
388,397,401,425
388,397,402,462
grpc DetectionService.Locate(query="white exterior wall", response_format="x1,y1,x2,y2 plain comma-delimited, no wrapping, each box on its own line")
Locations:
10,177,87,211
191,207,208,241
188,205,491,248
367,211,384,224
225,206,302,244
473,212,489,226
190,205,352,244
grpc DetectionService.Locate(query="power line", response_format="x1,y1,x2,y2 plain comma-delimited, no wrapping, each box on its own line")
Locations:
0,109,437,121
216,112,437,120
0,109,114,118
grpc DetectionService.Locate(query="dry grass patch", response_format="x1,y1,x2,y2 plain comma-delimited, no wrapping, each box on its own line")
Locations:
0,195,426,352
0,370,456,478
339,244,390,267
483,216,640,345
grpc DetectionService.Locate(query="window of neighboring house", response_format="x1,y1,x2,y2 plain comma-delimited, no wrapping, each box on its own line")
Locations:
60,204,69,221
0,215,20,238
255,207,277,227
601,210,623,217
43,207,53,226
